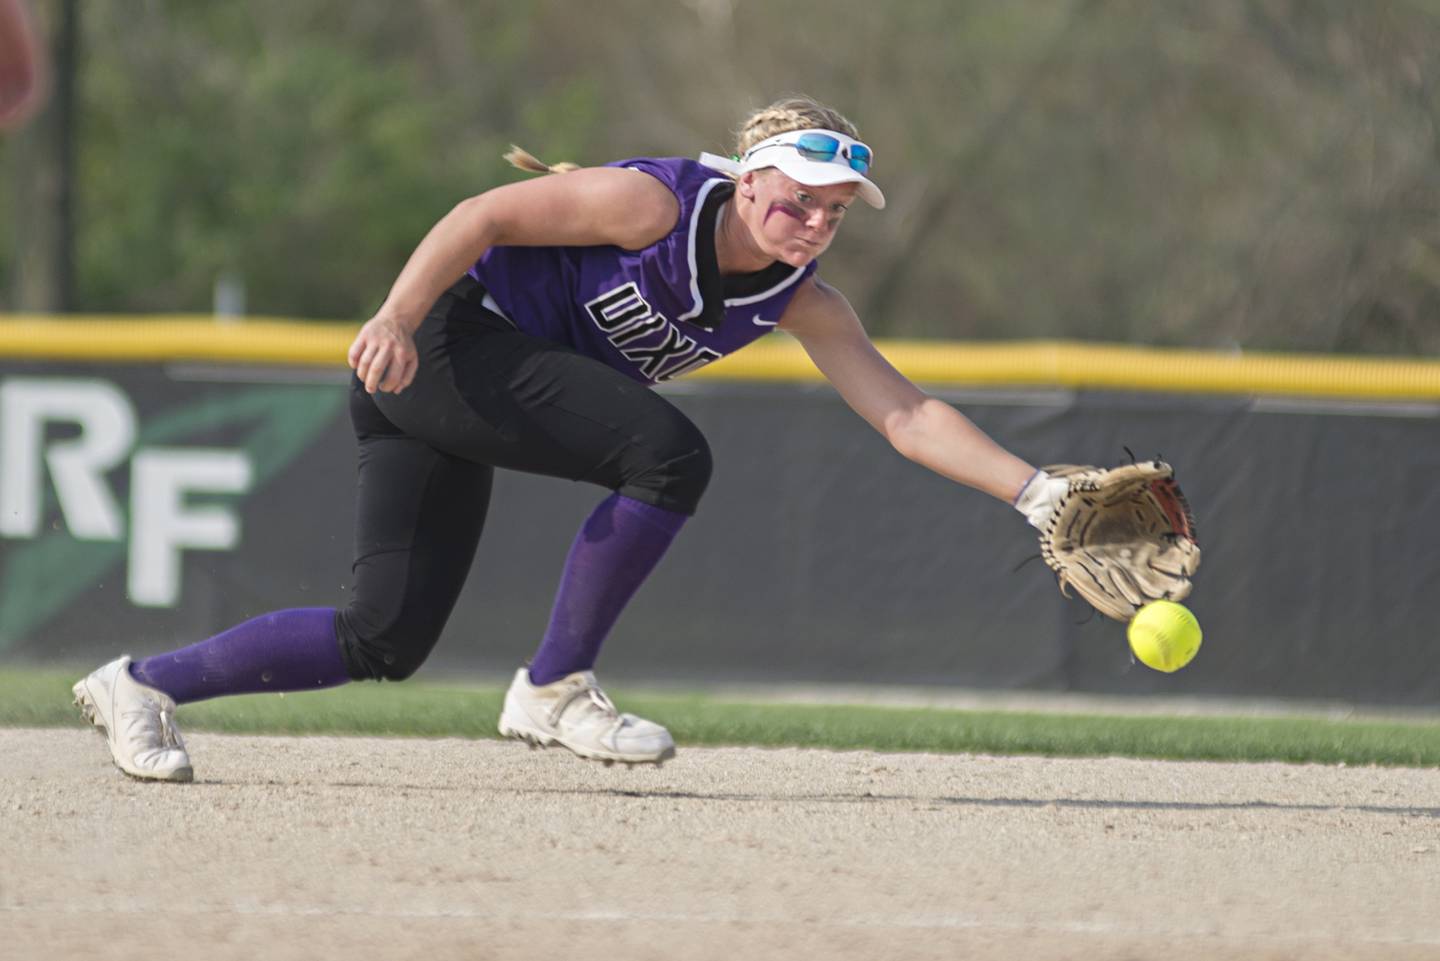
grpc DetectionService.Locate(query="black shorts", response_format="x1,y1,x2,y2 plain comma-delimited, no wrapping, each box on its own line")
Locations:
334,276,712,681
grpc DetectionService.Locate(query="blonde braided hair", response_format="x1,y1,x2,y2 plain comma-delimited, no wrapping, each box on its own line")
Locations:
733,96,861,156
503,96,862,176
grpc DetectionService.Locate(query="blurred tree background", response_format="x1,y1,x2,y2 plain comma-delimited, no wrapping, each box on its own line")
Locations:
3,0,1439,354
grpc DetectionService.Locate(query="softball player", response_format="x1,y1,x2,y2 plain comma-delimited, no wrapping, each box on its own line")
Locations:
74,96,1070,781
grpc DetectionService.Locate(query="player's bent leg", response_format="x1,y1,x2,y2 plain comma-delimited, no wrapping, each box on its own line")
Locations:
360,301,699,761
336,386,494,683
73,656,192,783
498,667,675,766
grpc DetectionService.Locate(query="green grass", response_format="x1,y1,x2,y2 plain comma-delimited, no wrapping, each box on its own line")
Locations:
8,667,1440,767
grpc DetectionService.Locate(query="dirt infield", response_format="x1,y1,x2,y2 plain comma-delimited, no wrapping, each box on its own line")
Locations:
4,728,1439,961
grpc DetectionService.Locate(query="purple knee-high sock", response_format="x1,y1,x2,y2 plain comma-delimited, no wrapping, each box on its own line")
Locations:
128,608,352,705
528,493,688,685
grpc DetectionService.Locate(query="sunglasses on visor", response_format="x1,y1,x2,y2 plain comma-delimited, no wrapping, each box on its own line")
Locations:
747,132,874,175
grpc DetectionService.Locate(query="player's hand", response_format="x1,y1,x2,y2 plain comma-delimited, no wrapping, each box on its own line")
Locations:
1030,460,1200,621
348,314,419,394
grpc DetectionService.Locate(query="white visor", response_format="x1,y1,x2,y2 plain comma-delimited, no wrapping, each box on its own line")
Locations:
699,128,885,210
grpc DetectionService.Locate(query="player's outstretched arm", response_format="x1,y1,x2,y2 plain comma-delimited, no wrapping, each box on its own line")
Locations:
350,167,681,394
779,278,1037,504
781,279,1201,620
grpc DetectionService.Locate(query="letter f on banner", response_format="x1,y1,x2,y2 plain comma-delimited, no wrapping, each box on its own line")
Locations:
128,449,253,607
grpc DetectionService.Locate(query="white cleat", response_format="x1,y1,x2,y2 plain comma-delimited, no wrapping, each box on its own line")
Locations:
498,667,675,766
73,656,193,783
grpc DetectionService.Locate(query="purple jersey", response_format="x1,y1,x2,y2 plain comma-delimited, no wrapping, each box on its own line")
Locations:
469,157,817,384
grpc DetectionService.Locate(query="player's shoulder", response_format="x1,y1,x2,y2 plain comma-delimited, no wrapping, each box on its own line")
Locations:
611,156,732,200
787,276,851,312
778,276,857,335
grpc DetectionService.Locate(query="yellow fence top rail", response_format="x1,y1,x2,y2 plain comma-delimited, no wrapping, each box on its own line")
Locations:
2,315,1439,400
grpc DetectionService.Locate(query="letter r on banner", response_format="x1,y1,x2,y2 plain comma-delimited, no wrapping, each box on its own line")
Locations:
0,379,136,540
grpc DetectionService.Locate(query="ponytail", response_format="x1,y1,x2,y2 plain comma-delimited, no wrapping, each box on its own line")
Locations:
503,144,580,175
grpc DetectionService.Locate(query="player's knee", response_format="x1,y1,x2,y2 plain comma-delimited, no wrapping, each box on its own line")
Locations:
373,650,426,683
334,604,438,683
663,427,713,507
625,414,712,513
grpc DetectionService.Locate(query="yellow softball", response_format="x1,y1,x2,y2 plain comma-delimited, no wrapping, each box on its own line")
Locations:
1127,600,1202,673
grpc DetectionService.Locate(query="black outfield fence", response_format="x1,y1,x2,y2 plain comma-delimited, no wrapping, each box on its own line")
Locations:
0,326,1437,706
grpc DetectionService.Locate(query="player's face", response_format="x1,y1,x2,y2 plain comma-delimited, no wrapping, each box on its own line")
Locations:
740,170,858,267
